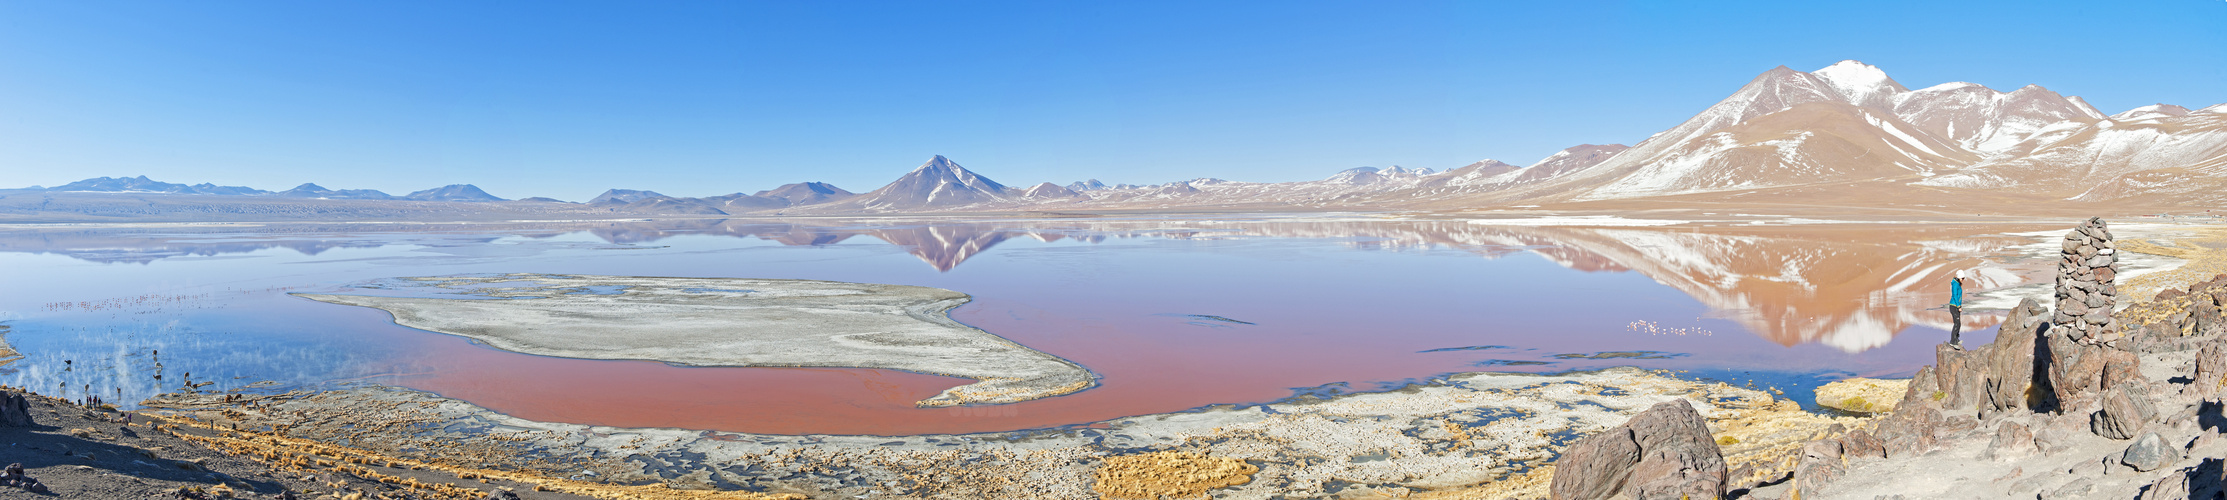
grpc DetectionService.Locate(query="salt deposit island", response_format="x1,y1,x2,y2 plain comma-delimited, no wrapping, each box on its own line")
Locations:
295,274,1097,407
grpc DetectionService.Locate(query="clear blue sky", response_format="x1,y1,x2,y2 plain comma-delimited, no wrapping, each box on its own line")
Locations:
2,1,2221,201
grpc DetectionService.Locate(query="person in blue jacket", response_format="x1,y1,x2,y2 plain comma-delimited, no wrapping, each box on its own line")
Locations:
1949,270,1966,349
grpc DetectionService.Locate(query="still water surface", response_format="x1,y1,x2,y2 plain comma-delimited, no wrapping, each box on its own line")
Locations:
0,217,2035,434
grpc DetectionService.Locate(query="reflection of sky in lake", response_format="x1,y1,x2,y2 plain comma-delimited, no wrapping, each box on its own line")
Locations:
0,218,2030,434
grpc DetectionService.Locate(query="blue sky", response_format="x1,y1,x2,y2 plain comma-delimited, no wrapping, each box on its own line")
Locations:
2,1,2221,201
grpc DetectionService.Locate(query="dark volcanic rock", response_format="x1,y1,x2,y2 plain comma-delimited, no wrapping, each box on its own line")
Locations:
1549,399,1727,500
1936,343,1987,411
2046,327,2106,412
2122,432,2181,472
1985,298,2049,413
0,391,30,426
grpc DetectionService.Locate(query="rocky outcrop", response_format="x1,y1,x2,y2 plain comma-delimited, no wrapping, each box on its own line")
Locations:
1548,399,1728,500
0,390,32,426
2127,273,2227,349
2054,217,2121,345
1984,299,2050,413
2138,458,2227,500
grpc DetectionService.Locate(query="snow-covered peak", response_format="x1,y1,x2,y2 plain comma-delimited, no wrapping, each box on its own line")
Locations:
2110,104,2194,121
1812,60,1907,109
2200,103,2227,115
1325,167,1386,185
2066,96,2108,119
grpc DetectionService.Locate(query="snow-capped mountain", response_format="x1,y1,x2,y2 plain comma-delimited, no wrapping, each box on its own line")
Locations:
1402,59,2227,208
803,156,1019,212
1492,62,1980,201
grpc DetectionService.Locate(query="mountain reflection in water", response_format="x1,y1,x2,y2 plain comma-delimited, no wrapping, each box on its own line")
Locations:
0,218,2036,352
0,217,2063,433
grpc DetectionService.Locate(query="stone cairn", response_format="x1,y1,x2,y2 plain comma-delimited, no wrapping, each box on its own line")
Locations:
2055,217,2121,345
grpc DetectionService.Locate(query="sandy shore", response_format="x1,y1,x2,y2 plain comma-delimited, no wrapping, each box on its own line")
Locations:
296,274,1097,407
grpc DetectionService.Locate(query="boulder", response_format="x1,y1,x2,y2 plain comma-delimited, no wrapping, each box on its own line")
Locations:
1935,344,1986,411
2122,432,2181,472
1792,440,1845,499
2046,330,2106,412
2100,349,2146,391
1837,428,1887,460
1628,448,1723,500
1898,365,1939,411
1875,405,1943,458
0,391,31,427
2137,458,2227,500
1985,299,2049,413
1549,399,1727,500
1985,421,2037,461
2197,344,2226,397
2093,383,2156,440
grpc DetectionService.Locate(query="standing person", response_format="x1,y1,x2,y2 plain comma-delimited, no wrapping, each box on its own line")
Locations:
1949,270,1966,349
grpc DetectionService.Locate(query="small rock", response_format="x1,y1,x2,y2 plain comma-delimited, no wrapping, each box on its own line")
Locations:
2123,432,2182,472
1837,429,1886,460
1985,421,2037,461
2041,477,2095,500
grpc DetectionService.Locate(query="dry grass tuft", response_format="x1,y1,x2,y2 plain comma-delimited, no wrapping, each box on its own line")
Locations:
1814,378,1908,414
1092,450,1258,499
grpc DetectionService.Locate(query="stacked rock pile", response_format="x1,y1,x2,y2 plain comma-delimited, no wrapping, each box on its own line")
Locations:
2056,217,2122,346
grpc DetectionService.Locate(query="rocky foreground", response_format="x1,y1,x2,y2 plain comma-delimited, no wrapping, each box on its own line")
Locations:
1548,219,2227,500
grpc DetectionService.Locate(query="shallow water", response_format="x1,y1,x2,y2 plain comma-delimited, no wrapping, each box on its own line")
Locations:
0,217,2040,434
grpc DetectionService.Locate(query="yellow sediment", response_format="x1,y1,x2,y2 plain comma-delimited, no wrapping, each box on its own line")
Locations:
142,413,802,500
0,325,20,367
2116,226,2227,301
1091,450,1258,499
1408,466,1554,500
1813,378,1908,414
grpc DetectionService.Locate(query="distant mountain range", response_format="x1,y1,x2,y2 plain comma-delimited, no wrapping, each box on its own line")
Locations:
21,176,510,202
11,60,2224,218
